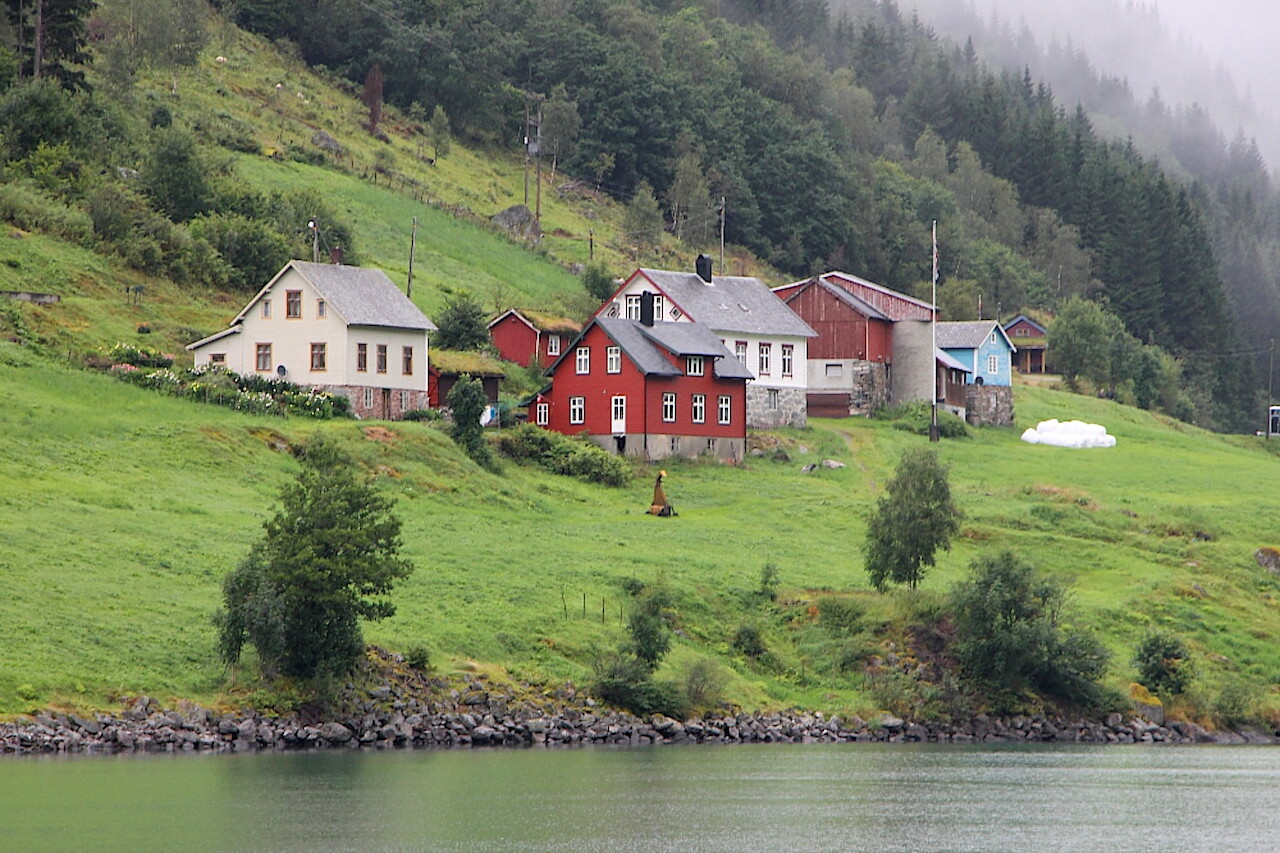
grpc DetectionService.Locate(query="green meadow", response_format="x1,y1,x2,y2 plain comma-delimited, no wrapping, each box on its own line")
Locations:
3,340,1278,718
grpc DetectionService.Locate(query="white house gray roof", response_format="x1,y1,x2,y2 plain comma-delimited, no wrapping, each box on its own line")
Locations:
186,325,241,351
234,261,437,331
590,317,754,380
936,320,1013,351
635,268,816,338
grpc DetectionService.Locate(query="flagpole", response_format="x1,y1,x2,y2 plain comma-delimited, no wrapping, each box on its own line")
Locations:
930,220,940,442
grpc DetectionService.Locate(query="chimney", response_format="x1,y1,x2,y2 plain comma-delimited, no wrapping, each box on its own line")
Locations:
639,290,655,327
695,254,713,283
329,247,344,265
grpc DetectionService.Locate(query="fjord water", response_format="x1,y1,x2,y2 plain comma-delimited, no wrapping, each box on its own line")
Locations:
4,744,1278,851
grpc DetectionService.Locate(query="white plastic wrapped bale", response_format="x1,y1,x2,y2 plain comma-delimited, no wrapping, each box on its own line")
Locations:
1020,418,1116,448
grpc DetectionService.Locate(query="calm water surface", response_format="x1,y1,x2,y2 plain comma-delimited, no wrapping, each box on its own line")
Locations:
2,743,1277,851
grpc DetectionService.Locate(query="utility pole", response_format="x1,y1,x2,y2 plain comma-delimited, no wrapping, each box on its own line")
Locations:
407,217,418,299
588,228,594,261
309,220,319,263
930,220,940,443
719,196,726,274
534,99,543,224
522,101,530,206
1269,338,1275,440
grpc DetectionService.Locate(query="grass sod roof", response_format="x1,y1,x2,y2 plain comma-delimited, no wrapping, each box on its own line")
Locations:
430,348,506,376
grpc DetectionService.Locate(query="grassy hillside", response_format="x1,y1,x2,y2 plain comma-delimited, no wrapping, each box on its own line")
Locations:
1,14,1277,723
3,340,1278,719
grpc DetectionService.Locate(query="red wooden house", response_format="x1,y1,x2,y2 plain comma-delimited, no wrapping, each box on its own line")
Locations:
535,307,752,461
488,308,582,369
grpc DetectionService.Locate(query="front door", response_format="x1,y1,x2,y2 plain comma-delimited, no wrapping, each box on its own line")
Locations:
611,395,626,434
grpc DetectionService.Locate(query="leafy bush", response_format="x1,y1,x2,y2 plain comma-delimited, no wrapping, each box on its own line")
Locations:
951,551,1110,711
731,623,767,658
1132,631,1195,697
107,342,174,368
591,652,684,716
679,658,727,713
402,408,442,422
0,181,94,245
1214,683,1259,728
448,375,495,468
757,562,780,601
405,645,432,672
627,585,674,670
494,424,630,486
817,596,864,634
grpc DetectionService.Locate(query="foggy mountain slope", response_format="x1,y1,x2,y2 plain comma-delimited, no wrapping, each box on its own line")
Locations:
897,0,1280,175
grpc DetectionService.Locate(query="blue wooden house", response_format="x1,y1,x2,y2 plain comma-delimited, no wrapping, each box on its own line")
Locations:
936,321,1016,386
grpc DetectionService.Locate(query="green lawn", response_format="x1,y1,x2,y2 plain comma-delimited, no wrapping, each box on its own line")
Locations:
3,345,1278,718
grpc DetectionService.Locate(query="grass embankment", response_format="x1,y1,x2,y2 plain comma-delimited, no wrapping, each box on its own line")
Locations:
3,345,1278,719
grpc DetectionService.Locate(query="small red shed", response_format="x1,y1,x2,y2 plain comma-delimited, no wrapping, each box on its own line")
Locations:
488,309,582,369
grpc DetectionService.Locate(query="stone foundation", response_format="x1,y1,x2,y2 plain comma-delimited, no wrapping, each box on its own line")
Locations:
747,385,807,429
965,384,1014,427
323,386,430,420
587,433,745,462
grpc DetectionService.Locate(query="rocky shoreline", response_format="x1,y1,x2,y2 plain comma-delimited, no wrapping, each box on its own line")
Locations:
4,682,1276,756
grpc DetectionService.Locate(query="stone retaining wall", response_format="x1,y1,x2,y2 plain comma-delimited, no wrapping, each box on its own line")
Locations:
3,691,1272,756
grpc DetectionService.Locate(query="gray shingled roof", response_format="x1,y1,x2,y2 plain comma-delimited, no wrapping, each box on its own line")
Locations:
636,268,816,337
235,261,436,330
936,320,1004,350
592,317,754,379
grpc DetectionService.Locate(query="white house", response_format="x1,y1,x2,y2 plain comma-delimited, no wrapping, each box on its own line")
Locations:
187,260,437,420
597,257,816,428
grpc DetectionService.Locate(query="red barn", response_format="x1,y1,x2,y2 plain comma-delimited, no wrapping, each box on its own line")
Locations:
536,312,751,461
773,273,923,416
488,308,582,369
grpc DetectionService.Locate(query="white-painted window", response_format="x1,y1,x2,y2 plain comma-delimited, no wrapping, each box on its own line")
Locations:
400,390,410,411
575,346,590,374
569,396,585,424
718,395,732,424
536,402,549,425
687,355,704,376
662,392,676,422
781,344,794,378
547,334,561,356
758,343,771,376
363,387,374,408
606,346,621,373
735,341,747,364
286,290,302,318
625,295,641,320
691,394,705,423
653,294,665,320
987,353,999,374
767,389,779,409
669,436,680,453
261,300,271,319
317,299,326,319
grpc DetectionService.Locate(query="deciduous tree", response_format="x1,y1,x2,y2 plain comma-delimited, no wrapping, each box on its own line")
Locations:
216,440,413,680
864,447,961,590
